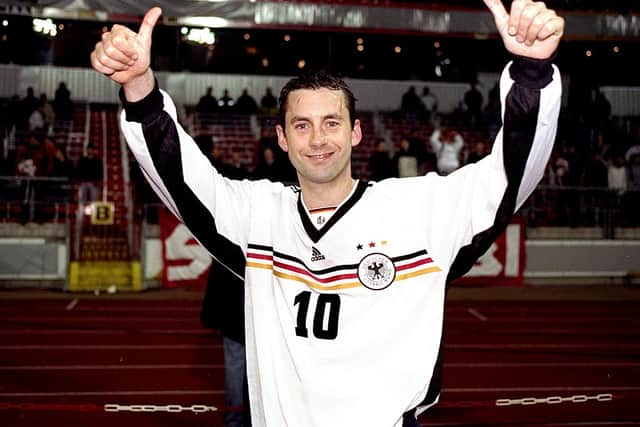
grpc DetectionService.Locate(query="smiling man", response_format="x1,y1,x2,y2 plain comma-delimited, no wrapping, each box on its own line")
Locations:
91,0,564,425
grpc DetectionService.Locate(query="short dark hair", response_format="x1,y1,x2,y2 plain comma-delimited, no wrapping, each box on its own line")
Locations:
278,70,357,130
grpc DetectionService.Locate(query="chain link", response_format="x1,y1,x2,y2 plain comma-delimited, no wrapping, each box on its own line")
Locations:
496,393,613,407
104,403,218,413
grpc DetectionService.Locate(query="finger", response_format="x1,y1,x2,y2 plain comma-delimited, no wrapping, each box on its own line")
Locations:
90,51,116,76
525,9,555,45
110,31,139,62
483,0,509,30
101,32,137,65
509,0,528,37
92,43,131,73
536,14,565,41
517,2,545,44
137,7,162,48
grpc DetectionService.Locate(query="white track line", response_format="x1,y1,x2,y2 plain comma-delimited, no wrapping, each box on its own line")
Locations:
65,298,78,311
2,386,639,398
466,307,488,321
0,364,225,370
444,362,640,368
442,386,640,393
0,390,224,397
0,344,222,350
0,329,211,335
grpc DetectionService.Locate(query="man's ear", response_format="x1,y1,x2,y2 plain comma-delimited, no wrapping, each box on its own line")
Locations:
351,119,362,148
276,125,288,152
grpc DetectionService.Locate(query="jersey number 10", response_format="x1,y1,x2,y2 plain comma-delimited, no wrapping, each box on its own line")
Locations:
294,291,341,340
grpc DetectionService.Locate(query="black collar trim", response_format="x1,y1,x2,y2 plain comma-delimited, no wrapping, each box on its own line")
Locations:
298,180,368,243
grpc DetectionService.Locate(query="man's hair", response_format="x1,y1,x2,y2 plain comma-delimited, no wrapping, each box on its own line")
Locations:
278,70,357,130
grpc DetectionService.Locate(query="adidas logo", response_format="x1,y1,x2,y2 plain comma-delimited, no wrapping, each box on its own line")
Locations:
311,247,325,262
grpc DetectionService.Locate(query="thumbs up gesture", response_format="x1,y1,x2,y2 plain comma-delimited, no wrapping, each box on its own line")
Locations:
90,7,162,94
484,0,564,60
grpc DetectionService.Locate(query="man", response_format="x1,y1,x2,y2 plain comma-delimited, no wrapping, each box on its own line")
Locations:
91,1,563,425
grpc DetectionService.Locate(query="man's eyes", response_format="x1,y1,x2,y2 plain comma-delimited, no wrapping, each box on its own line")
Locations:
292,120,340,130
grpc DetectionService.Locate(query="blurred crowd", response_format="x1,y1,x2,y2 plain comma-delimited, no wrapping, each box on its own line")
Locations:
1,79,639,227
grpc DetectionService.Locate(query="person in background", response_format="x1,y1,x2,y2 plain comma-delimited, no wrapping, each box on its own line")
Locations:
368,140,394,182
260,87,278,116
420,86,438,124
235,89,259,115
196,86,218,114
75,144,103,204
463,81,484,128
430,125,464,175
393,135,419,177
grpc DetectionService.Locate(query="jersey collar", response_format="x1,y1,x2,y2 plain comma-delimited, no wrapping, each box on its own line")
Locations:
297,180,368,243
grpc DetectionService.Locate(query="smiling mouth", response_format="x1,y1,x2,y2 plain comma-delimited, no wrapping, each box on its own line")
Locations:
307,153,333,161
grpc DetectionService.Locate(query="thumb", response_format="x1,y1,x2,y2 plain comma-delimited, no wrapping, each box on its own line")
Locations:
483,0,508,31
138,7,162,47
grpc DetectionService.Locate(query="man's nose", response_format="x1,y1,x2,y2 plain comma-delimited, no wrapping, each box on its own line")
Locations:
310,126,327,146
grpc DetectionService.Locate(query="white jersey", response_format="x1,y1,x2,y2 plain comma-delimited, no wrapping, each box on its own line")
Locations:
120,58,561,427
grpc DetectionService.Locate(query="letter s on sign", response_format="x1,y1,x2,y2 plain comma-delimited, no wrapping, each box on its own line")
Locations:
165,223,212,282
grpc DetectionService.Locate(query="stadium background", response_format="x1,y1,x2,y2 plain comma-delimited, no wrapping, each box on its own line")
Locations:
0,0,639,290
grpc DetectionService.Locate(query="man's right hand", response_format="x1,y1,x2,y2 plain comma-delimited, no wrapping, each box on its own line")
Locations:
90,7,162,101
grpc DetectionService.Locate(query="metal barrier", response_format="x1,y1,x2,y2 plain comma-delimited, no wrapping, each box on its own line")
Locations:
521,185,640,239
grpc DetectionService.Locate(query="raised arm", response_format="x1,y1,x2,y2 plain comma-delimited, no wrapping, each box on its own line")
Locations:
90,7,255,277
427,0,564,281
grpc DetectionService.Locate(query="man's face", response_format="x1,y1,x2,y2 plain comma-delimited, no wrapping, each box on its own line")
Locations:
276,88,361,187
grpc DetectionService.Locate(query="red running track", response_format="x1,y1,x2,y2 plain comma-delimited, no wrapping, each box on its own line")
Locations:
0,292,639,427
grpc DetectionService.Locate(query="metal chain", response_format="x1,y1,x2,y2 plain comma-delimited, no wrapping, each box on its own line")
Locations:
496,393,613,407
104,404,218,413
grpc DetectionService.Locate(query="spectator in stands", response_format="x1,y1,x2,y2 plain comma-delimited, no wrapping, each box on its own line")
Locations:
608,153,627,195
19,87,39,131
587,86,611,133
581,150,608,226
29,95,55,134
75,144,103,204
28,102,45,132
42,138,73,210
393,135,419,177
399,85,423,119
420,86,438,123
463,81,484,128
430,126,464,175
625,150,640,226
368,140,394,181
51,141,73,179
235,89,259,115
260,87,278,115
255,126,296,183
252,145,285,181
39,93,56,131
608,153,627,229
196,86,218,114
53,82,73,121
465,140,489,165
4,94,21,134
207,142,249,181
218,89,234,113
15,131,56,178
15,131,56,223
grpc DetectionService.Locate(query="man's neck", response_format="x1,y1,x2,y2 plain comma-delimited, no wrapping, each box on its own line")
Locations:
300,178,356,211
